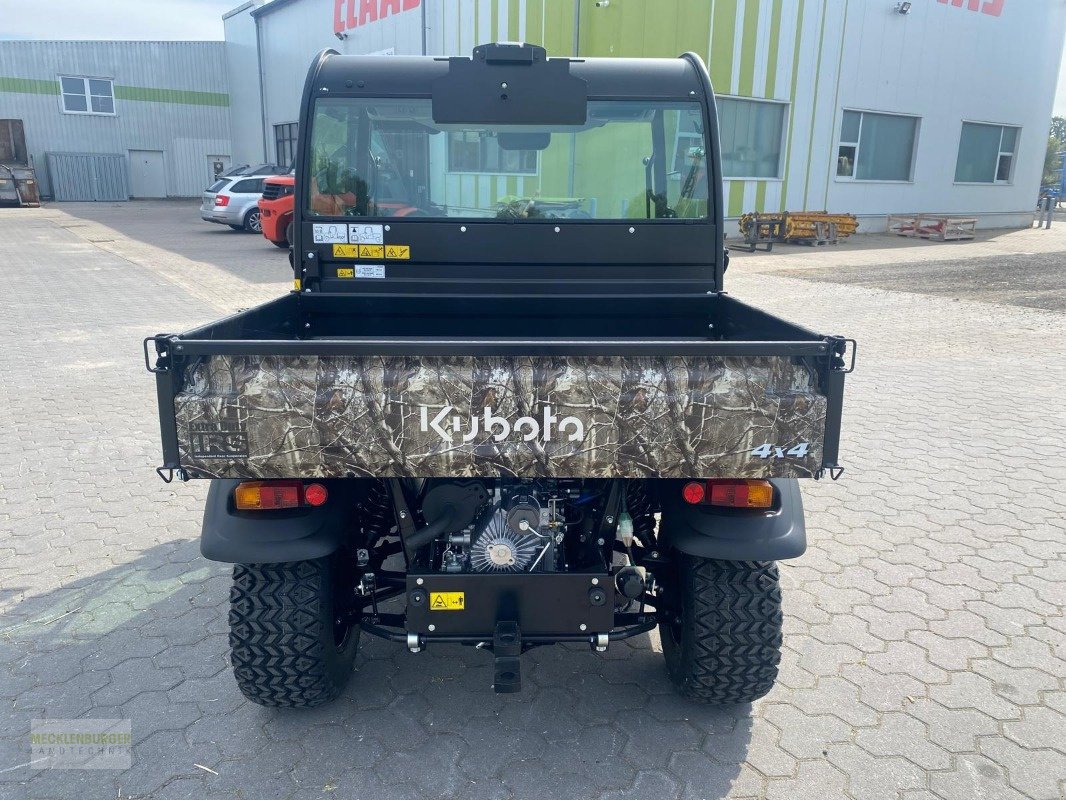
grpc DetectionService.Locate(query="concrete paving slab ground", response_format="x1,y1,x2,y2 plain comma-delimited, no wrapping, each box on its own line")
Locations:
1,202,1063,800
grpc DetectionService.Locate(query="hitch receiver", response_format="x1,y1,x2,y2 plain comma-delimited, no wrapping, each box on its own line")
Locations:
492,621,522,694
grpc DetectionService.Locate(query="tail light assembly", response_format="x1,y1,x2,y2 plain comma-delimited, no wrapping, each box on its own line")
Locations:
214,195,230,207
234,480,328,510
682,479,774,509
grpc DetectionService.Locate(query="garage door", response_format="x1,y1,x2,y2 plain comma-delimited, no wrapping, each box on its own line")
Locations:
46,152,129,201
129,150,166,198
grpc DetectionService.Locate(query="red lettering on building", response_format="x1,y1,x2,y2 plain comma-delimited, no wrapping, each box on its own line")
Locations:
334,0,419,33
937,0,1004,17
359,0,378,25
333,0,345,33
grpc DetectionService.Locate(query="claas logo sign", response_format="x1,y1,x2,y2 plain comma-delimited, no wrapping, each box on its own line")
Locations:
937,0,1004,17
334,0,420,34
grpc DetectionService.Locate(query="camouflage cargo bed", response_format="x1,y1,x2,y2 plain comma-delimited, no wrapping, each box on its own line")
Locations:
146,293,852,480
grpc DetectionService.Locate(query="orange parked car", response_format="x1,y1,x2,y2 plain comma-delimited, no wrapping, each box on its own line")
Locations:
258,173,295,248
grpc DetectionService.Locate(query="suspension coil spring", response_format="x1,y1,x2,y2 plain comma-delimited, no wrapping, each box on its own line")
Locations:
625,481,657,550
360,479,393,546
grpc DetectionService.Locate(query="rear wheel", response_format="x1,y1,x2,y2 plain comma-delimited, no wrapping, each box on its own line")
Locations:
243,208,262,233
228,555,359,708
659,555,782,704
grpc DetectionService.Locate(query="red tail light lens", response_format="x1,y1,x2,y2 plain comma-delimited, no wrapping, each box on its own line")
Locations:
214,195,229,207
235,480,300,509
707,480,774,509
681,481,706,504
303,483,328,507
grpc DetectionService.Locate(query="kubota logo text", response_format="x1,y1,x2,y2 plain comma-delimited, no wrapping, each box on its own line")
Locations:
419,405,585,444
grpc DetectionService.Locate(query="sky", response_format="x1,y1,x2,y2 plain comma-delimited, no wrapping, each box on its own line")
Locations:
4,0,1066,117
0,0,238,41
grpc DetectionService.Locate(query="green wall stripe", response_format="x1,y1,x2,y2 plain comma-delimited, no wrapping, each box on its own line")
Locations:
737,0,761,97
113,86,229,107
728,181,745,216
755,180,767,213
765,0,783,98
0,76,227,107
0,76,59,95
709,0,737,91
780,0,806,210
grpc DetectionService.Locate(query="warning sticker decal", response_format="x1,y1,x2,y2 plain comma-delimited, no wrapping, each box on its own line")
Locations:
385,244,411,260
336,267,354,278
355,264,385,279
429,592,465,611
349,223,384,244
332,244,360,258
313,223,348,244
358,244,384,259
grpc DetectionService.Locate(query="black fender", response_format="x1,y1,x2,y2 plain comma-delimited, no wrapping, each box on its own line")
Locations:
657,478,806,561
200,479,360,564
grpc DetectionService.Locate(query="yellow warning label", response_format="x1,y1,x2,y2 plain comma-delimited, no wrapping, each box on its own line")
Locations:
359,244,384,258
429,592,465,611
385,244,411,260
332,244,360,258
293,278,302,291
336,268,354,278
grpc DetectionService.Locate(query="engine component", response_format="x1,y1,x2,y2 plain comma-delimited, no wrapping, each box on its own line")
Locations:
470,513,545,573
615,565,647,600
505,494,541,533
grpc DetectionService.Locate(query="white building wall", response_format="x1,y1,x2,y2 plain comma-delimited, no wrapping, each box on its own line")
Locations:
0,40,231,197
224,1,267,165
827,0,1066,229
247,0,426,167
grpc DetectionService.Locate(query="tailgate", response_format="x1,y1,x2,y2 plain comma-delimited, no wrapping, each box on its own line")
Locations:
147,293,852,481
158,352,837,480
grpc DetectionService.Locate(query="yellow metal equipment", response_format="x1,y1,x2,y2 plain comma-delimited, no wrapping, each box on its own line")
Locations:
739,211,858,247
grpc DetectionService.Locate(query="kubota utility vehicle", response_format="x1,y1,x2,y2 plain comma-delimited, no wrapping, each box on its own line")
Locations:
146,43,853,707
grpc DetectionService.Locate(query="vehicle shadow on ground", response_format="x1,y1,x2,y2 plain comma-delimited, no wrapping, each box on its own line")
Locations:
1,540,752,800
51,201,292,287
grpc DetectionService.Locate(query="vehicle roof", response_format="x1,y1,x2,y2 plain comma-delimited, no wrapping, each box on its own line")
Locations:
313,48,707,101
264,174,295,184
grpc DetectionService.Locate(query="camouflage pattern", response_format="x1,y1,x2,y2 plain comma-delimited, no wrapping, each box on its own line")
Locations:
173,354,828,479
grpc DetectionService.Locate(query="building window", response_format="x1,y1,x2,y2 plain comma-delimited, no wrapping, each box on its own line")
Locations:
955,122,1019,184
836,110,918,181
60,76,114,115
274,123,298,170
717,97,787,179
446,132,537,175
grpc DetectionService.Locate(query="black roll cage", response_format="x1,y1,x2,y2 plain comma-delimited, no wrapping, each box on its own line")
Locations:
292,43,726,296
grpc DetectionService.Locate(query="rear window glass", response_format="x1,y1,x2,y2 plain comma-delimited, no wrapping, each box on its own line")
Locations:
208,179,230,192
231,178,263,194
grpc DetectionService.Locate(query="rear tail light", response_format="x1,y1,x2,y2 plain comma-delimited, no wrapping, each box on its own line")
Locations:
303,483,329,507
682,481,706,504
234,480,327,510
214,195,229,207
681,479,774,509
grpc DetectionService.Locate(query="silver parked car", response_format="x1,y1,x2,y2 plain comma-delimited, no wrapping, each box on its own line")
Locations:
200,176,268,232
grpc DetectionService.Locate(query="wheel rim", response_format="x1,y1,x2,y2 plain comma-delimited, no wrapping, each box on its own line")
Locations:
248,211,261,232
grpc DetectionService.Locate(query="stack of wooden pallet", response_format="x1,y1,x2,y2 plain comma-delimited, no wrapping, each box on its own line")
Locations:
887,214,976,241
